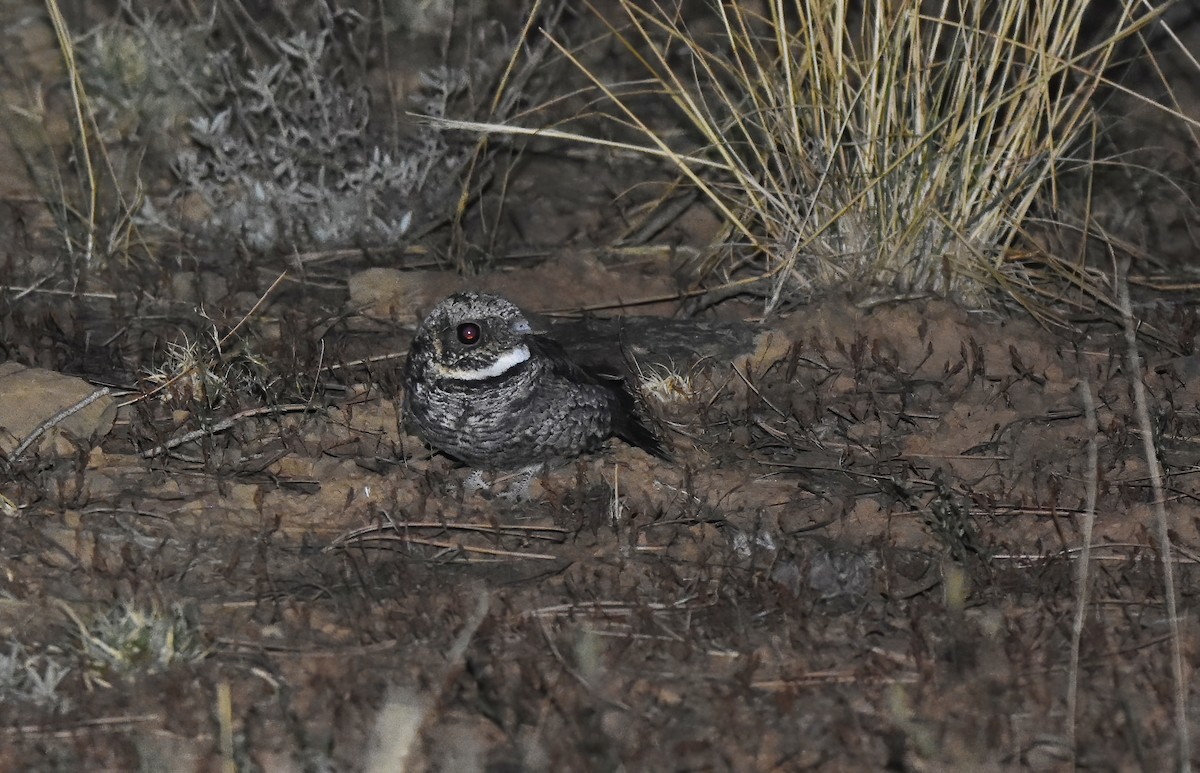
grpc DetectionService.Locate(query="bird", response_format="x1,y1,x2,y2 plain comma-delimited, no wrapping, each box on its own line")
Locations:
403,291,667,469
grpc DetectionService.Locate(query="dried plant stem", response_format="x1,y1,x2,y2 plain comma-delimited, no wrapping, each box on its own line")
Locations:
0,713,159,736
330,521,567,544
337,533,557,562
1066,377,1098,757
45,0,96,263
12,387,113,461
139,404,312,459
217,681,235,773
1117,258,1191,769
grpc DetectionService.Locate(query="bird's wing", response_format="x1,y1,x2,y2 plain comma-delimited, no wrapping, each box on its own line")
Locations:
526,334,601,385
527,335,670,460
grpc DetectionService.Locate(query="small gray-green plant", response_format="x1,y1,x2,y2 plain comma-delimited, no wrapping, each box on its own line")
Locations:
170,28,469,252
76,603,208,682
74,4,506,255
81,15,216,145
924,470,988,563
0,642,72,712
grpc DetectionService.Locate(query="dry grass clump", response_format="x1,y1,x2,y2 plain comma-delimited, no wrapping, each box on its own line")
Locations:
574,0,1177,312
438,1,1187,314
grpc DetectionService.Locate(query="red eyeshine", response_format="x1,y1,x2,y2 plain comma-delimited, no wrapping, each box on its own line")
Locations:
457,322,481,345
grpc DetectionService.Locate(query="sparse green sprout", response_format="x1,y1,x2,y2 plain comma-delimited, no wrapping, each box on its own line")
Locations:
78,603,208,680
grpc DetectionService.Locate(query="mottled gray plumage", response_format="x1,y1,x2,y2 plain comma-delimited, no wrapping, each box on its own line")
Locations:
403,292,666,469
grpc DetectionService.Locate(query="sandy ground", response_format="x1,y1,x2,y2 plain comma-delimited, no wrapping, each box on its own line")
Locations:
1,1,1198,770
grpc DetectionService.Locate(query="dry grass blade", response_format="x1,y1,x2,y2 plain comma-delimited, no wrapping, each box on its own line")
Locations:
217,680,235,773
526,597,704,620
752,671,919,690
45,0,97,263
1066,377,1099,759
0,714,160,736
1117,256,1191,769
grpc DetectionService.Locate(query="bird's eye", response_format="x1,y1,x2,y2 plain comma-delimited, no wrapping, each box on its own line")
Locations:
457,322,482,346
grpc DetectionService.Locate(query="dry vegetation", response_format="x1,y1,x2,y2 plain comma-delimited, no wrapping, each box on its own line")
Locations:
0,0,1199,770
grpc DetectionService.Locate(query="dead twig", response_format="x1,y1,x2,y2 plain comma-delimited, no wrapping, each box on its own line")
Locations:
11,386,113,461
730,362,788,419
139,403,314,459
751,672,919,690
217,681,235,773
328,521,567,548
329,527,559,561
366,590,491,773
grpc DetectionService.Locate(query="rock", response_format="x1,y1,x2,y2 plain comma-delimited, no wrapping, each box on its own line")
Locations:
348,268,459,325
347,254,681,326
0,363,117,459
170,270,229,304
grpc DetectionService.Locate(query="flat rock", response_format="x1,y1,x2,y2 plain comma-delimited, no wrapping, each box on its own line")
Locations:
0,363,117,458
348,254,679,326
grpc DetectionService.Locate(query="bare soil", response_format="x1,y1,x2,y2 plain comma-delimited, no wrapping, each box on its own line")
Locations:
1,2,1199,771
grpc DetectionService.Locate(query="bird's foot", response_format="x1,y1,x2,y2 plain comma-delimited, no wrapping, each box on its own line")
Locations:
461,464,546,502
